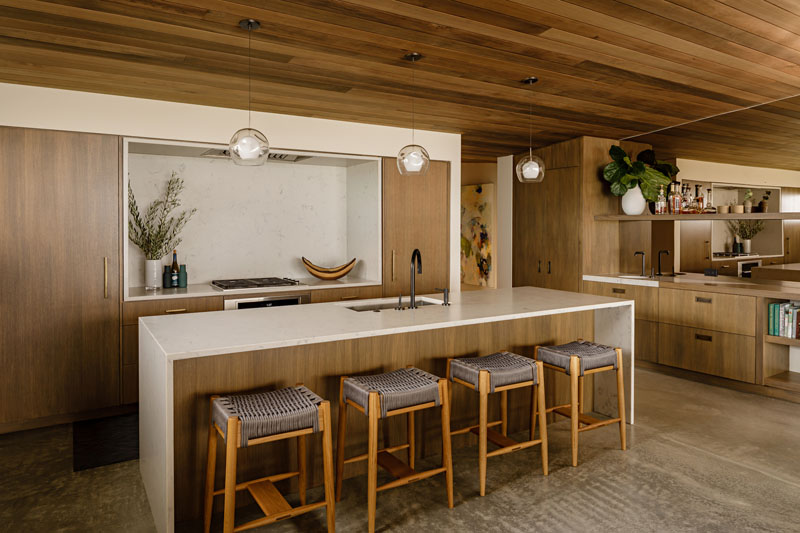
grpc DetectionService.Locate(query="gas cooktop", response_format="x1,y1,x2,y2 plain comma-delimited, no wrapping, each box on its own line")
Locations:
211,277,302,291
713,252,755,258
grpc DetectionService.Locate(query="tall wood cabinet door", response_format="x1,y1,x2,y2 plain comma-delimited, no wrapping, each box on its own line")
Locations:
0,128,120,425
512,166,547,287
679,221,712,273
543,167,581,291
382,158,450,297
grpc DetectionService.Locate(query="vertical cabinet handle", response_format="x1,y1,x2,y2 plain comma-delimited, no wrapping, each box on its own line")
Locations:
537,260,541,273
391,250,396,281
104,257,108,299
704,240,710,260
787,237,791,256
547,261,551,274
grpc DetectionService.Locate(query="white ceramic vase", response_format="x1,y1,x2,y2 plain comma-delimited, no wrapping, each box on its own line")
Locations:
144,259,161,290
742,239,752,254
621,185,647,215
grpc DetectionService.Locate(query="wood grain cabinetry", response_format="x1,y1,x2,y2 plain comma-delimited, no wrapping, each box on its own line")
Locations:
658,288,755,336
309,285,382,303
679,221,712,273
582,281,658,321
382,158,449,297
783,187,800,263
121,296,223,404
0,127,120,429
636,320,659,363
658,323,756,383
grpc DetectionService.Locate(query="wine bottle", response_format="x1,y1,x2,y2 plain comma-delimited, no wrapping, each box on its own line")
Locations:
171,250,179,288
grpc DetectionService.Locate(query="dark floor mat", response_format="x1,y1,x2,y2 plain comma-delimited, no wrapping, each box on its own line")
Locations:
72,413,138,471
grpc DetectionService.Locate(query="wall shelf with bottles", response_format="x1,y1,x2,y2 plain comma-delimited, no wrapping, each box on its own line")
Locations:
595,213,800,221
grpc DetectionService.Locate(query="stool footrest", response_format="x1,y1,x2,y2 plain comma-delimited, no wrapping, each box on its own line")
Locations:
470,427,515,449
248,480,291,517
553,407,620,431
451,420,502,436
377,450,416,479
212,471,298,496
343,443,410,465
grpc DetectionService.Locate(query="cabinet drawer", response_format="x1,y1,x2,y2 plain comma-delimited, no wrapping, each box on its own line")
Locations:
658,288,755,336
583,281,659,321
712,260,738,276
310,285,382,303
635,320,658,363
657,323,755,383
123,296,223,325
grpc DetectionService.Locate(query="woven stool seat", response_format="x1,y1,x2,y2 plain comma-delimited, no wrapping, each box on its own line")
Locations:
343,367,441,418
212,386,323,447
449,351,538,392
537,341,617,376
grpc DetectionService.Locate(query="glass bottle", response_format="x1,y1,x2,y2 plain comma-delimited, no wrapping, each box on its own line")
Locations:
655,185,667,215
695,184,704,212
704,188,716,213
683,184,694,213
171,250,179,288
669,182,682,214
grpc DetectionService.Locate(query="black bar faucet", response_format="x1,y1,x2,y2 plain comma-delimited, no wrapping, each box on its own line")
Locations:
634,251,646,277
410,249,422,309
657,250,671,276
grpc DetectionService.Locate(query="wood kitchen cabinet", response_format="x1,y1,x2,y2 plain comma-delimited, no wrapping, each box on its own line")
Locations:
382,158,450,297
783,187,800,263
0,127,121,430
679,221,712,273
513,137,644,292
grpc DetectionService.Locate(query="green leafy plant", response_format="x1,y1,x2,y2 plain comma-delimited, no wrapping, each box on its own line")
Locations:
744,189,754,202
727,219,764,240
128,172,197,260
602,146,674,202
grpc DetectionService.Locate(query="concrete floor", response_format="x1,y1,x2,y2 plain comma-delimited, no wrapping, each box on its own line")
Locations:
1,369,799,532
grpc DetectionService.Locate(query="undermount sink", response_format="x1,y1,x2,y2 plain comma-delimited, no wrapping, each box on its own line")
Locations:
345,297,440,312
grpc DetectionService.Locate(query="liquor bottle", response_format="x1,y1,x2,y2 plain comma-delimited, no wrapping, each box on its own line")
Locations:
683,184,694,213
695,185,704,212
171,250,179,288
704,188,716,213
655,185,667,215
669,182,682,214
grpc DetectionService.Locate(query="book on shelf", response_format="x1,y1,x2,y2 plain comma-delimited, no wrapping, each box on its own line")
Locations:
768,302,800,338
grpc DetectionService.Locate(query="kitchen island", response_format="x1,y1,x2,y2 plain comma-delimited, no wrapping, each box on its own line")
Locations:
139,287,634,532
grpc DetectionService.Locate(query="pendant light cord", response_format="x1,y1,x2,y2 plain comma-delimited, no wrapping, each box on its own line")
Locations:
248,23,252,130
529,99,532,159
411,56,415,146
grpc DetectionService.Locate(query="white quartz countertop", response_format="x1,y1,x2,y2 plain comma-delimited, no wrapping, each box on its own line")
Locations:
140,286,632,361
126,276,380,302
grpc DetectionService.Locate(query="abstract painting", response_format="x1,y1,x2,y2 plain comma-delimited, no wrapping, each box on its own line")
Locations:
461,184,496,287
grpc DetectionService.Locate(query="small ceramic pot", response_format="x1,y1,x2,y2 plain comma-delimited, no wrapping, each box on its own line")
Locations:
732,205,745,214
744,200,753,213
742,239,752,254
760,201,769,213
718,205,730,214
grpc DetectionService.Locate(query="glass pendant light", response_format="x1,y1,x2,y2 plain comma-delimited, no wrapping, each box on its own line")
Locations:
229,19,269,166
397,52,430,176
516,76,545,183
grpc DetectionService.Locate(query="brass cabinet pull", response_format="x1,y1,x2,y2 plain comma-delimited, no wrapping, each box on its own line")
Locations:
787,237,791,256
340,295,359,301
103,257,108,299
612,288,626,294
720,265,731,269
695,333,713,342
165,308,187,314
391,250,396,281
547,261,551,274
537,260,541,273
704,240,710,260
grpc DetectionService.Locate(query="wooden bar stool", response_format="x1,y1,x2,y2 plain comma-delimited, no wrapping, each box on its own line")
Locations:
534,340,626,467
203,385,335,533
446,351,548,496
335,367,453,533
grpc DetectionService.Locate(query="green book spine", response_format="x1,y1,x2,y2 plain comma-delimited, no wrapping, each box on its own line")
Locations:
769,303,775,336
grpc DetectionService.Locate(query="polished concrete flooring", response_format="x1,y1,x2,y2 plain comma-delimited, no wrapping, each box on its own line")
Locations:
1,369,799,532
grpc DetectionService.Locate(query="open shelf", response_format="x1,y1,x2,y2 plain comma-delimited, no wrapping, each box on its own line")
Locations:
594,213,800,221
764,371,800,393
765,335,800,348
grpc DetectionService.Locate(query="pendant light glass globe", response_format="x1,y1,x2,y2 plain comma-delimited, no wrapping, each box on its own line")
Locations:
515,152,545,183
397,144,430,175
229,128,269,166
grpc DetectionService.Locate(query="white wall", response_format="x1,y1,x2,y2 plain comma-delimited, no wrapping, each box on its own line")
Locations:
0,82,462,293
496,156,514,289
127,154,381,286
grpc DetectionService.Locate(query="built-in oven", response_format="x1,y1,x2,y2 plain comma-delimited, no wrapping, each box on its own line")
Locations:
224,293,311,310
738,259,762,278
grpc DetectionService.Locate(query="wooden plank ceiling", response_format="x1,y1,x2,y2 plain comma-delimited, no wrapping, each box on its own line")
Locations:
2,1,800,162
